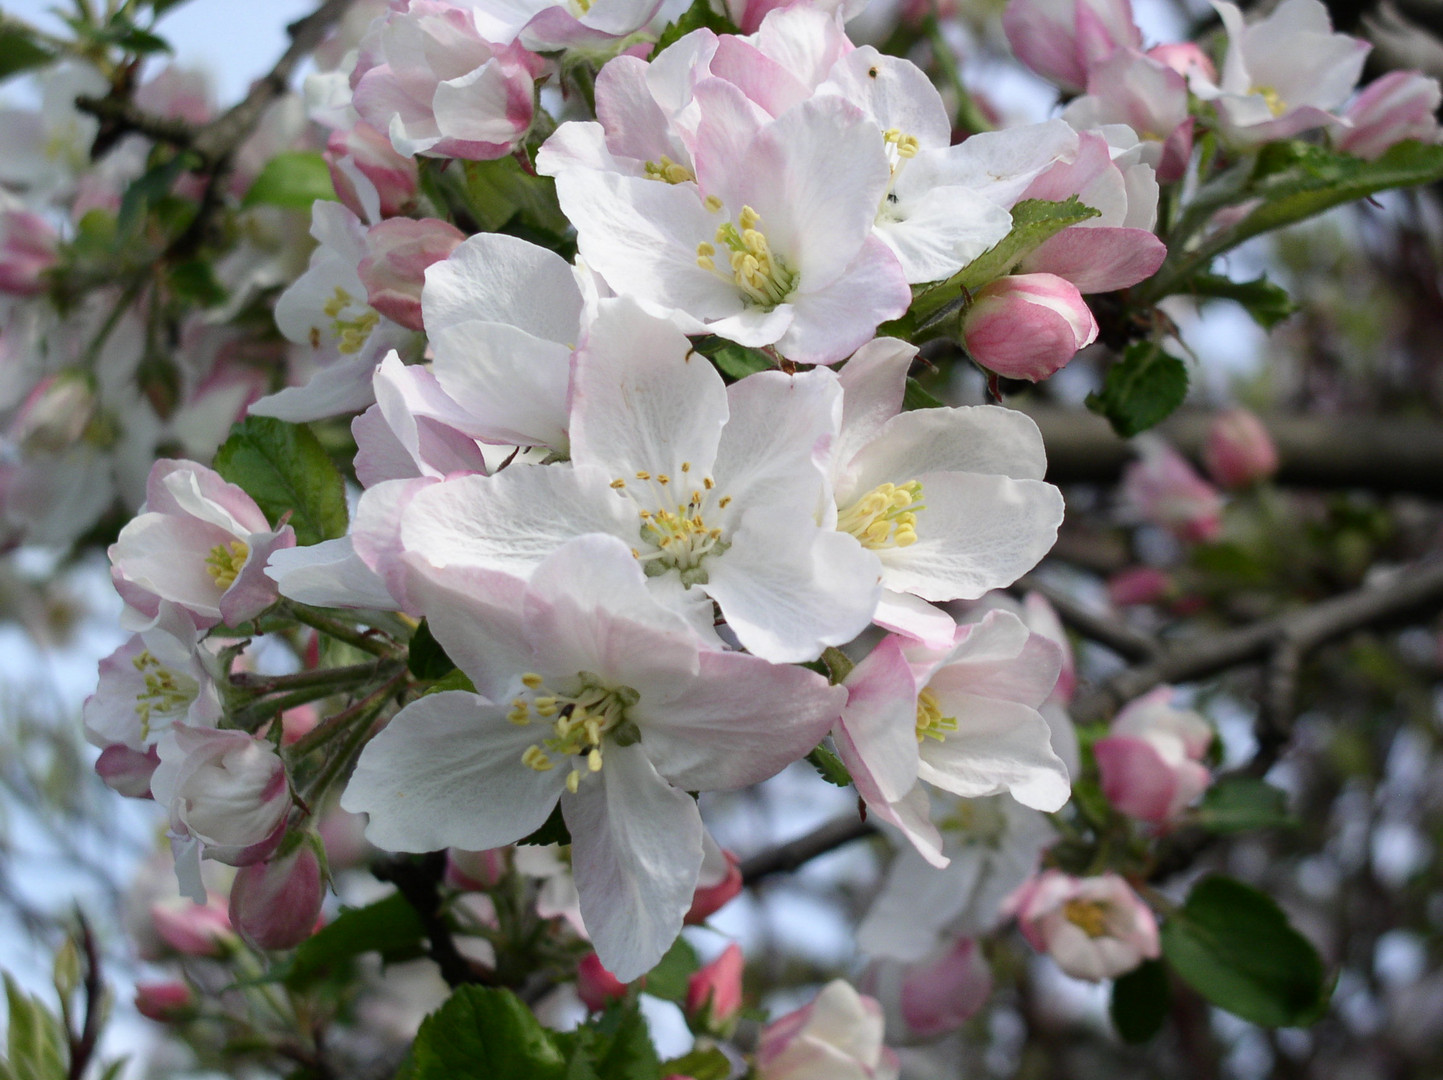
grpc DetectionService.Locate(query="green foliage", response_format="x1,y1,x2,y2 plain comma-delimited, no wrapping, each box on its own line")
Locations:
167,259,229,307
518,802,572,847
659,1048,731,1080
640,936,700,1005
1161,875,1329,1027
1086,340,1190,436
1110,958,1170,1044
243,152,338,210
408,619,457,681
406,986,569,1080
806,744,853,787
1,973,68,1080
423,669,478,696
460,157,570,238
213,416,349,546
653,0,738,56
556,1001,661,1080
283,893,428,990
902,377,945,411
0,24,55,81
1179,273,1297,330
699,340,775,381
1195,776,1294,832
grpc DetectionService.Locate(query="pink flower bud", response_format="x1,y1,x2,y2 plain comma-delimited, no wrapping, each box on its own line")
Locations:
685,849,742,925
1122,437,1223,543
1146,42,1217,83
962,274,1098,382
358,217,465,331
686,943,744,1032
1001,0,1143,92
0,210,58,296
229,843,326,951
446,847,509,890
135,981,194,1022
576,952,631,1012
151,897,235,957
327,123,420,219
1012,870,1159,981
1107,566,1172,608
1336,71,1442,161
9,374,95,454
94,744,160,798
1203,407,1278,489
1094,685,1212,824
757,980,900,1080
862,937,992,1043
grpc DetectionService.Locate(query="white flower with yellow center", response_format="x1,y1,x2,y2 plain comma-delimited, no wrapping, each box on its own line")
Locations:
399,298,880,663
342,534,844,980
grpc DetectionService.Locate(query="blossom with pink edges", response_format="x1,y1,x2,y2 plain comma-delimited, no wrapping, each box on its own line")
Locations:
1203,407,1279,489
860,935,992,1042
1122,436,1224,543
686,943,744,1032
1012,869,1160,980
357,217,466,331
229,841,326,951
1334,70,1443,161
962,273,1098,382
1001,0,1143,93
1094,685,1213,824
756,979,899,1080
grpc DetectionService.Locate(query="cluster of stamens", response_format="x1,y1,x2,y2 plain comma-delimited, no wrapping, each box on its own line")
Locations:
1062,898,1112,938
696,205,798,308
510,672,641,794
882,127,921,169
205,540,249,590
611,465,731,586
132,650,195,740
322,286,380,354
837,480,924,549
914,687,959,744
643,155,694,184
1251,84,1287,116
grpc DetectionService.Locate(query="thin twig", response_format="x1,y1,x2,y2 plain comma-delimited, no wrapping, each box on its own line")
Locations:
1017,574,1161,663
67,915,104,1080
374,853,495,989
740,812,875,886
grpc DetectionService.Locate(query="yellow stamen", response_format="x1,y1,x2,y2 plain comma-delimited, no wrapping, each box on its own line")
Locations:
205,540,249,590
1063,899,1111,938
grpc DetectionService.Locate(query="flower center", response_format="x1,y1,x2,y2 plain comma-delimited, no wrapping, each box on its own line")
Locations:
611,467,732,587
937,797,1009,845
322,286,380,355
696,205,798,309
510,672,642,793
915,687,958,743
1250,84,1287,117
1063,898,1111,938
837,480,924,549
643,155,694,184
132,650,199,741
205,540,249,590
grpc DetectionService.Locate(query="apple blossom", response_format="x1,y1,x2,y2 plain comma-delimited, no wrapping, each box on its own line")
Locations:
109,459,296,630
686,847,743,924
1001,0,1143,93
1333,70,1443,160
467,0,664,52
94,744,161,798
1011,869,1160,981
961,273,1099,381
342,535,845,979
1204,407,1279,489
135,982,195,1022
150,895,236,957
755,979,900,1080
577,953,632,1011
1094,685,1213,824
357,217,465,331
0,207,58,297
229,841,326,951
1063,49,1195,181
326,122,419,219
859,935,992,1042
1123,436,1224,543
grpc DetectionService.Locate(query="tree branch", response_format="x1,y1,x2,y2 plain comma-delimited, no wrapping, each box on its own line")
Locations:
1017,573,1161,662
373,853,495,989
740,811,874,886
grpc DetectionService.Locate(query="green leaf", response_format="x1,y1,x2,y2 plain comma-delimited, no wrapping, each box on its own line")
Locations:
243,152,337,210
1085,340,1189,436
590,1002,661,1080
518,802,571,847
1178,273,1297,330
1110,958,1170,1043
168,259,228,307
408,619,456,681
820,646,854,684
423,669,478,696
707,343,774,381
1196,776,1294,833
408,986,568,1080
653,0,738,56
118,154,192,237
3,974,67,1080
902,376,946,410
0,25,55,81
212,416,349,546
806,744,853,787
461,156,569,236
659,1048,731,1080
283,893,427,989
640,936,699,1005
1161,875,1328,1027
953,197,1100,293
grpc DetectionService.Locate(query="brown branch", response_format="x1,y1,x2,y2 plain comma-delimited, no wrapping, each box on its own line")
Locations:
1026,404,1443,497
740,811,875,886
67,915,104,1080
373,853,495,989
1017,573,1161,663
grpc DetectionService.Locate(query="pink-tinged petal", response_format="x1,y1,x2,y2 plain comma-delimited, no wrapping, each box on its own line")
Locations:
835,337,914,468
873,590,957,649
641,651,843,791
927,611,1062,707
1093,735,1178,822
401,558,533,700
570,299,728,483
341,691,569,852
429,320,573,448
564,743,704,982
265,537,398,610
353,404,420,486
423,232,583,344
249,355,382,423
691,77,775,199
219,525,295,625
353,476,436,611
915,692,1070,810
703,519,880,663
112,514,236,623
1020,226,1166,293
878,473,1064,602
399,466,636,579
707,37,812,119
593,55,684,166
432,59,533,148
750,6,855,90
836,635,922,804
368,355,490,479
711,368,840,519
779,236,911,366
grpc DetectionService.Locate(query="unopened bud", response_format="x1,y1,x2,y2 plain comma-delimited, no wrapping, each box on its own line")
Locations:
961,274,1098,383
228,842,325,951
358,217,465,331
135,980,194,1022
576,952,631,1012
686,943,744,1033
1203,408,1278,489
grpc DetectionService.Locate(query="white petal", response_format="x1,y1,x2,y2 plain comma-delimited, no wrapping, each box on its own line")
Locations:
423,232,582,344
917,693,1070,811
